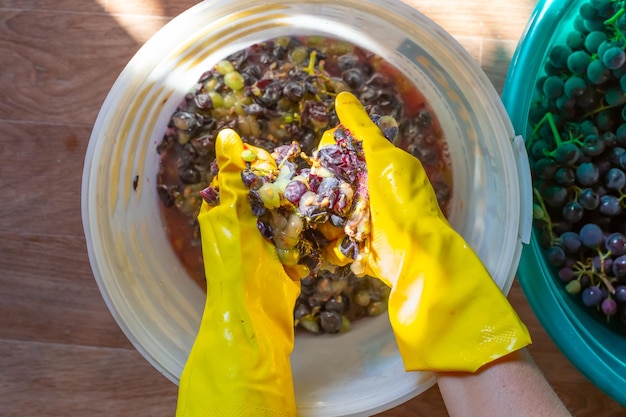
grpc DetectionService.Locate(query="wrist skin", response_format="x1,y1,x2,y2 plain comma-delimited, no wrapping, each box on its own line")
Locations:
436,349,573,417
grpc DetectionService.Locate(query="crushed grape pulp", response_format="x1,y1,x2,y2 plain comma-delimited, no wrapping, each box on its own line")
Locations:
156,35,453,334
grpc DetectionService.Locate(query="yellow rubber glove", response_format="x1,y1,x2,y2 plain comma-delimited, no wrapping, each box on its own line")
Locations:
175,129,301,417
334,91,531,373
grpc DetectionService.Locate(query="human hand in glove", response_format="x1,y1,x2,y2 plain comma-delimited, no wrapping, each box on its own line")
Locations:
175,129,301,417
333,91,532,373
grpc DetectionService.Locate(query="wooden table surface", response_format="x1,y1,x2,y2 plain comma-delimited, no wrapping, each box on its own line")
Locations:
1,0,625,416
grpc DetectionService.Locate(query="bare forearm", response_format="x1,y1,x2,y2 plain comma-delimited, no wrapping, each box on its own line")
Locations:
437,349,573,417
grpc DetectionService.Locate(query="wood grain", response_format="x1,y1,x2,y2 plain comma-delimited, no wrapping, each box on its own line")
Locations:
0,340,177,417
1,0,625,416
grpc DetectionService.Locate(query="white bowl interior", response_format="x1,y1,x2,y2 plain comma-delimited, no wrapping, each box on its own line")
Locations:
82,1,530,416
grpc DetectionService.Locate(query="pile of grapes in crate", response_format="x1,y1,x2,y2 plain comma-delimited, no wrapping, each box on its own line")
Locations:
529,0,626,328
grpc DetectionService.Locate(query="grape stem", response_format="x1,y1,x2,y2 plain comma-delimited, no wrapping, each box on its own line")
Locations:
604,7,625,26
531,111,562,149
533,188,556,244
304,50,317,76
582,95,624,118
605,5,626,46
594,249,617,294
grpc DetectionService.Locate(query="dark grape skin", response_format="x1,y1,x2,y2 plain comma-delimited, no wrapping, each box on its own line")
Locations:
602,131,618,147
606,232,626,255
553,142,580,164
559,266,577,282
582,134,606,156
608,146,626,164
535,158,558,179
615,285,626,302
599,194,622,216
598,39,622,59
560,231,582,253
564,75,587,97
549,44,573,68
578,188,600,210
566,30,586,50
576,162,600,186
580,3,598,20
562,201,585,223
587,59,611,84
584,30,608,53
546,245,566,267
605,167,626,190
567,51,591,74
582,286,604,307
605,87,626,106
543,75,565,98
602,298,618,316
555,167,576,186
543,185,568,207
579,223,604,248
614,255,626,279
283,180,308,204
602,46,626,70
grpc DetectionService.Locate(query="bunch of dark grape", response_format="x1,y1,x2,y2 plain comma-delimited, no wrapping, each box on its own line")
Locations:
529,0,626,328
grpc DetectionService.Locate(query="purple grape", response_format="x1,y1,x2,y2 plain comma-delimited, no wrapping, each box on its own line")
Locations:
599,195,622,216
606,232,626,255
256,219,273,239
241,169,258,187
580,120,599,136
317,177,340,198
558,267,576,282
602,46,626,70
580,275,591,287
530,140,549,159
200,186,220,206
592,255,613,273
601,298,618,316
543,185,568,207
587,59,611,84
549,44,572,68
560,231,582,253
615,285,626,302
578,188,600,209
597,158,611,176
567,49,590,73
579,223,604,248
576,162,600,186
555,167,576,186
620,152,626,170
283,180,308,204
602,131,618,147
582,134,606,156
582,286,604,306
553,142,580,164
613,255,626,278
609,146,626,164
546,245,566,267
534,158,558,180
543,75,564,98
562,201,585,223
248,191,267,217
605,167,626,190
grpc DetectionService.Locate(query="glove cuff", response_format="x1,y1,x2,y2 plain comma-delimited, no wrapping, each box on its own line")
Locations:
177,403,295,417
